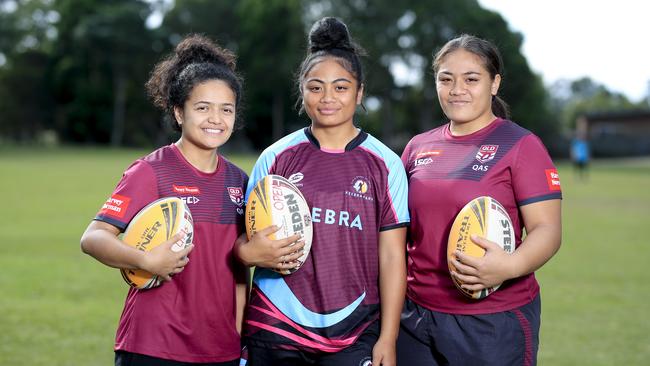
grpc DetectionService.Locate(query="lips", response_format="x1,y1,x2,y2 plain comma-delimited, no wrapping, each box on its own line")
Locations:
203,128,224,135
318,108,339,115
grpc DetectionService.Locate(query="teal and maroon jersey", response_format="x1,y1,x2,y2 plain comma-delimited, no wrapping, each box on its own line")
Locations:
244,127,409,352
94,144,248,363
401,119,562,315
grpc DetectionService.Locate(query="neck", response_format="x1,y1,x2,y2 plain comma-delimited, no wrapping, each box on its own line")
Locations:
449,113,498,136
310,123,359,150
175,139,219,173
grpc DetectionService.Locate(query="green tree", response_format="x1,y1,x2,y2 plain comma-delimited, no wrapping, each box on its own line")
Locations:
50,0,157,145
236,0,305,148
305,0,555,150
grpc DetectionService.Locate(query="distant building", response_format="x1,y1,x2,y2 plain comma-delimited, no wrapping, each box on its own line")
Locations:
581,110,650,156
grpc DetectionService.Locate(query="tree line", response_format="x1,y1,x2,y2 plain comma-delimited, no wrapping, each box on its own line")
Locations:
0,0,644,154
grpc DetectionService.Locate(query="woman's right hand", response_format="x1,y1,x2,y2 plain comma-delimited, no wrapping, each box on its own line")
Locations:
140,233,194,281
234,225,305,270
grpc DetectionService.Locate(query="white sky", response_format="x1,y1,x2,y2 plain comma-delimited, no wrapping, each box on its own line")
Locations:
477,0,650,102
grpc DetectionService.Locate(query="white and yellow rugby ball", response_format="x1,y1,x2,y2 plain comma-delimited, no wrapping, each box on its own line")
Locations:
121,197,193,289
245,175,312,275
447,196,514,299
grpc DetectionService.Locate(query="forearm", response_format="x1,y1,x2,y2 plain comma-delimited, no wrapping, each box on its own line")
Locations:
378,228,407,341
80,223,144,270
379,256,406,340
235,281,248,335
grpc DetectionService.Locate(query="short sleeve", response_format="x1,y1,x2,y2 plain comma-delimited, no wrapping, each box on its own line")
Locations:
380,154,410,231
94,160,158,231
513,134,562,206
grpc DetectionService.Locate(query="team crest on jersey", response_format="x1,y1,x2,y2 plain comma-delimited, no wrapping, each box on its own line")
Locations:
476,144,499,164
352,177,369,194
345,176,373,201
227,187,244,207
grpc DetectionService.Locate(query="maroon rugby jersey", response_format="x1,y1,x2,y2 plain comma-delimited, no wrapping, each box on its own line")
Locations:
243,128,409,352
95,144,248,362
401,119,562,314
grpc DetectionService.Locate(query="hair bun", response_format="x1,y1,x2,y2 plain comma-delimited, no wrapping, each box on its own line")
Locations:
175,34,236,72
309,17,352,53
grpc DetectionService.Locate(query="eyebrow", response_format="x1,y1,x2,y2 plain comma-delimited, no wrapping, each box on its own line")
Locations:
438,71,482,76
194,101,235,107
306,78,353,84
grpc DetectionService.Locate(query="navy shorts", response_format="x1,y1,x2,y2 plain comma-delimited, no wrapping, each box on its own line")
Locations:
114,351,239,366
243,321,378,366
396,295,540,366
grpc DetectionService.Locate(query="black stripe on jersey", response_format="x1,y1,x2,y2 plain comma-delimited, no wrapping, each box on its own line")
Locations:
93,216,128,232
518,192,563,206
379,222,410,232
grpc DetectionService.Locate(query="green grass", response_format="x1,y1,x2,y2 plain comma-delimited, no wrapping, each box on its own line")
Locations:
0,147,256,365
1,147,648,365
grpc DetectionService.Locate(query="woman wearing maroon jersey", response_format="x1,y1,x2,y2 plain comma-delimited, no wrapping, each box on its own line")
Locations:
80,35,253,365
397,35,562,365
237,17,409,366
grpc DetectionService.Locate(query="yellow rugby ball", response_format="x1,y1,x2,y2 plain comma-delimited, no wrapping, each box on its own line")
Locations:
447,196,514,299
245,174,313,275
120,197,193,289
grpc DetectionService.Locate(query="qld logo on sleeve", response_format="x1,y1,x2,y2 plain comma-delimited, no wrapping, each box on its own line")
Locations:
476,144,499,164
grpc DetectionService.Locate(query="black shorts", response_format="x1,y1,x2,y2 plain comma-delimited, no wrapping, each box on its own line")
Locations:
114,351,239,366
243,321,379,366
397,295,540,366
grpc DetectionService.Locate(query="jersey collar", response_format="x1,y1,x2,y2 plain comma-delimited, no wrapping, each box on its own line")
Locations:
303,127,368,152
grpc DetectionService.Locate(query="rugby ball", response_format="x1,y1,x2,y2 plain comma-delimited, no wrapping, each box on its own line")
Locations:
120,197,193,289
447,196,514,299
245,174,312,275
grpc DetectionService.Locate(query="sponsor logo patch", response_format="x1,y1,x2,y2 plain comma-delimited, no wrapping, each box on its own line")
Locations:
228,187,244,207
100,194,131,218
545,169,561,191
173,185,201,195
476,144,499,164
288,172,304,184
416,150,442,159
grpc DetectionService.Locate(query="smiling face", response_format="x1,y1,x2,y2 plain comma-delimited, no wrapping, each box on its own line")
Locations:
436,49,501,133
301,58,363,129
174,79,236,152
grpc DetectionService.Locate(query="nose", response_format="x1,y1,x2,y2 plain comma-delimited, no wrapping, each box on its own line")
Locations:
321,86,335,103
450,81,466,95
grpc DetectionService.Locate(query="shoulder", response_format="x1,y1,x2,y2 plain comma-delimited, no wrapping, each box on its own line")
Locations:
220,155,248,179
260,128,311,158
359,132,402,165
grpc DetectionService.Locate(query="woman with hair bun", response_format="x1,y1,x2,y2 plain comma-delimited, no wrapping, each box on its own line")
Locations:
81,34,252,365
237,17,409,366
397,34,562,365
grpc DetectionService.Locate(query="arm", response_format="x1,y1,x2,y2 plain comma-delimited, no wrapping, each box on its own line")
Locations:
234,225,305,270
234,264,249,335
372,227,407,366
80,220,193,281
452,199,562,290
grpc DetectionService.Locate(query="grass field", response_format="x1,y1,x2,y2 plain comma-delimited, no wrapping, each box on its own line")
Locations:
1,147,648,365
